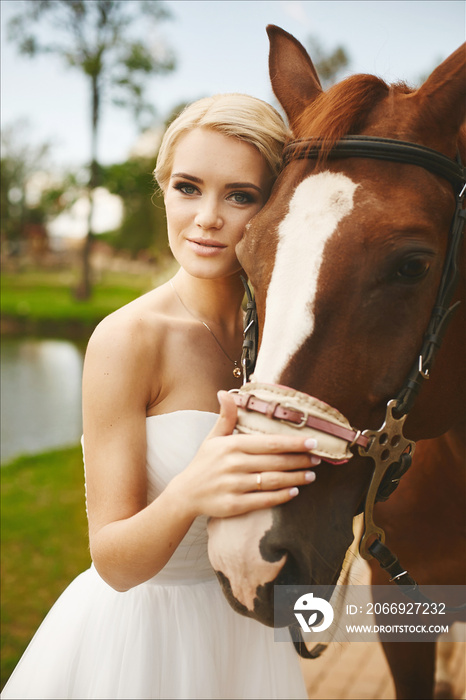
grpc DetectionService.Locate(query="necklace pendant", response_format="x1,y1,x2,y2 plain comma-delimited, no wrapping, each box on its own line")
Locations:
233,366,242,379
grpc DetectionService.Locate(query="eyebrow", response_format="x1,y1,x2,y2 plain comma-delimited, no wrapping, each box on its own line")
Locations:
228,182,263,194
171,172,203,184
171,172,263,193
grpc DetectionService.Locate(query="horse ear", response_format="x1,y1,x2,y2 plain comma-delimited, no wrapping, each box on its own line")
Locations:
414,43,466,140
267,25,322,128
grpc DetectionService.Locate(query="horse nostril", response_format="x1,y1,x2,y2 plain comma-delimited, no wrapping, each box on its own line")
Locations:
260,536,307,587
274,553,301,586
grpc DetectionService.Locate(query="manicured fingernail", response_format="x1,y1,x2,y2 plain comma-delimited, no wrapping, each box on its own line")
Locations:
289,487,299,497
305,471,316,482
310,456,322,466
217,390,227,405
304,438,318,449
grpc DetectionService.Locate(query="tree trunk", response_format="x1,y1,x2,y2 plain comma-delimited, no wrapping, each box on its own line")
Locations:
75,74,100,300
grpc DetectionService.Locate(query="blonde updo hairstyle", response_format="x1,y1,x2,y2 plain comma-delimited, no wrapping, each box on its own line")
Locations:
154,93,290,192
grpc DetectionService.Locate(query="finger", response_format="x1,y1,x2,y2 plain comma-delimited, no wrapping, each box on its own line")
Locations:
206,391,238,439
234,486,302,514
232,433,319,456
247,469,316,493
231,452,321,473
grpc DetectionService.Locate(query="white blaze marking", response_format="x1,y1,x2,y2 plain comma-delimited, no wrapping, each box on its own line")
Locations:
208,173,358,610
254,172,358,383
207,510,285,611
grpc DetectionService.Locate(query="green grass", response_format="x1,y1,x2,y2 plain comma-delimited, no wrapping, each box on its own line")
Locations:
1,268,154,325
1,446,91,690
0,261,179,689
1,262,178,332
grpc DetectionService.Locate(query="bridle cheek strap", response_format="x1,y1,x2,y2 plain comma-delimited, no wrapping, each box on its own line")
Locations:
396,190,466,414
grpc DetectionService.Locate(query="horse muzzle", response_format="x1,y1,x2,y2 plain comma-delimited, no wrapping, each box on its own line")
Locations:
207,382,372,623
207,382,418,624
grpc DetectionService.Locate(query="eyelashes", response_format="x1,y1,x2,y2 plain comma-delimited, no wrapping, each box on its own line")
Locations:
172,182,256,204
173,182,198,195
228,192,255,204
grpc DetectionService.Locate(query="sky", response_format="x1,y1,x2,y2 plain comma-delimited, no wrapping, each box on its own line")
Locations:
1,0,465,172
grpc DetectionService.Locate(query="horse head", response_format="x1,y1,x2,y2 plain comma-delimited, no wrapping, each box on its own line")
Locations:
208,27,465,627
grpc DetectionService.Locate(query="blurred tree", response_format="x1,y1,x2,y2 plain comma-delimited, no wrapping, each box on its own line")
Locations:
1,122,47,249
306,35,350,89
0,121,71,254
7,0,176,298
101,157,168,259
99,101,191,260
162,101,191,130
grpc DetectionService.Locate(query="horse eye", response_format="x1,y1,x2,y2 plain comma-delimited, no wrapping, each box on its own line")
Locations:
397,257,430,280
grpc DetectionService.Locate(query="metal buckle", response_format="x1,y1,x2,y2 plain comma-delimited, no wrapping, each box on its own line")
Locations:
280,403,309,429
390,570,408,582
349,429,362,449
418,355,430,379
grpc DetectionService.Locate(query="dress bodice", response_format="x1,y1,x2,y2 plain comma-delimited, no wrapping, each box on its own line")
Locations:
145,410,218,584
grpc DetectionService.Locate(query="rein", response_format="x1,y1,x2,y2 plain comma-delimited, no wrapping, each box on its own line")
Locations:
239,135,466,655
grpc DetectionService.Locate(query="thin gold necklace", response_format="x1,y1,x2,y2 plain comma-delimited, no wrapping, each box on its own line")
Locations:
170,280,242,378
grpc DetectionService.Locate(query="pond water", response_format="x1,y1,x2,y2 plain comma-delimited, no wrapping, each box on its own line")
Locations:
1,338,85,464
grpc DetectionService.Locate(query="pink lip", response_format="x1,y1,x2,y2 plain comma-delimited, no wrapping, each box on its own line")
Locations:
188,237,226,248
186,237,227,256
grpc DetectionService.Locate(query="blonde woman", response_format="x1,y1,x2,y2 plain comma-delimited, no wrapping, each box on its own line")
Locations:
3,94,320,700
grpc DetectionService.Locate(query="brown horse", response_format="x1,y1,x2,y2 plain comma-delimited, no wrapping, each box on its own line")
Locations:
208,27,465,699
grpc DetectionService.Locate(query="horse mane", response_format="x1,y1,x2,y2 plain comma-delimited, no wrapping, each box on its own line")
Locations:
293,74,413,160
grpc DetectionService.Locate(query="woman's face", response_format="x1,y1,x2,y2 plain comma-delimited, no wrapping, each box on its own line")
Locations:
164,127,273,280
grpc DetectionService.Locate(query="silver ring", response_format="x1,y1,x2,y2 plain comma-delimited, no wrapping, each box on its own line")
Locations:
256,473,262,491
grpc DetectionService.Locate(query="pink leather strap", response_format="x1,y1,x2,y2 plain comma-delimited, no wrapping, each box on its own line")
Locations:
232,392,369,450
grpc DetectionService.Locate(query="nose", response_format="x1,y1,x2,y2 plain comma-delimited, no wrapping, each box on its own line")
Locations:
194,197,223,230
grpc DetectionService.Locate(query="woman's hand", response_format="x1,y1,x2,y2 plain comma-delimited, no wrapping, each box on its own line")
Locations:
169,391,320,519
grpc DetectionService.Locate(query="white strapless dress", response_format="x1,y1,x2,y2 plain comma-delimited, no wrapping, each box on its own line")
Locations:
2,411,307,700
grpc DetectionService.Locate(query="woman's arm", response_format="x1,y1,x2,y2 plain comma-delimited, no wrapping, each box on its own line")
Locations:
82,311,196,592
82,313,318,592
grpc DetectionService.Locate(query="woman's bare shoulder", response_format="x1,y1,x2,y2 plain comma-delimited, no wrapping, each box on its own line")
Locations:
83,285,175,383
89,286,171,350
82,285,177,416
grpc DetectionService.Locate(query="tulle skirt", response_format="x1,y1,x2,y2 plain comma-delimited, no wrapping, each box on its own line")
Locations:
1,565,307,699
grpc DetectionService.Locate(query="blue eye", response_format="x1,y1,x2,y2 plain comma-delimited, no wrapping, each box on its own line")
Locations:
229,192,252,204
174,183,198,195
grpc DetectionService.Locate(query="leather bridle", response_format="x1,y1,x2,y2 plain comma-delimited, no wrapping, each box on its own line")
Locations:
283,135,466,416
239,135,466,655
